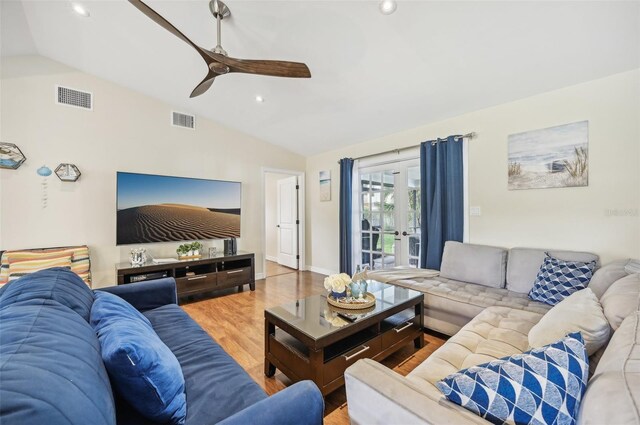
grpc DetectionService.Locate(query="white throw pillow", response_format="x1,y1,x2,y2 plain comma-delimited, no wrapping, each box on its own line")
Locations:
528,288,610,356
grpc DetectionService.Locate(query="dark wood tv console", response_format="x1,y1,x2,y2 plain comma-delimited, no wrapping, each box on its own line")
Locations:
116,252,255,301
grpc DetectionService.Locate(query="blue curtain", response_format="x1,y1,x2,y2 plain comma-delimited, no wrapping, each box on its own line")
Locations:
420,136,464,269
339,158,354,274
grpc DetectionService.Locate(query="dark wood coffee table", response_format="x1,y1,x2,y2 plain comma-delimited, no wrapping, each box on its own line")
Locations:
264,280,424,395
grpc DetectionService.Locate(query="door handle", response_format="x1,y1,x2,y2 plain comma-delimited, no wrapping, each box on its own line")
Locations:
402,231,408,236
277,225,280,228
394,231,399,236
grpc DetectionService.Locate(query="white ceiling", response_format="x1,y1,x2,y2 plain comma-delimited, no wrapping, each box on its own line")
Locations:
1,1,639,156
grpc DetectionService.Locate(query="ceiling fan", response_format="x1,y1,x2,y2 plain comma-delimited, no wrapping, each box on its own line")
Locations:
129,0,311,98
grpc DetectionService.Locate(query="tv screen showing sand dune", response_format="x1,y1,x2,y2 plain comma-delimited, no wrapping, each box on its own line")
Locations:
117,172,241,245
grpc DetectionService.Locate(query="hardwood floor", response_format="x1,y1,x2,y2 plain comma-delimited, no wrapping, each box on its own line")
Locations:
181,270,446,425
265,260,297,278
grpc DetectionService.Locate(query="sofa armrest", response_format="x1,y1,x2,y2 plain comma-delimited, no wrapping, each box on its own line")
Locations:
345,359,487,425
217,381,324,425
97,278,178,312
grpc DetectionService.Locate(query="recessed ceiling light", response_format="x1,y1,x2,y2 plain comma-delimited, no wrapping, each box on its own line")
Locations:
255,95,265,103
72,3,90,17
379,0,397,15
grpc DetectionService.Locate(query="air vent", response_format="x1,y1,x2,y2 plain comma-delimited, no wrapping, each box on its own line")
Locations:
56,85,92,110
172,111,196,129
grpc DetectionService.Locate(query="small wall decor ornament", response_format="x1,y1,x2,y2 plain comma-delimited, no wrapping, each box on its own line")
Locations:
0,142,27,170
55,163,81,182
37,165,52,208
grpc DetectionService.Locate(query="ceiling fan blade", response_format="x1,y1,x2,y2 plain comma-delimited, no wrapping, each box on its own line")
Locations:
190,73,217,98
221,57,311,78
128,0,213,61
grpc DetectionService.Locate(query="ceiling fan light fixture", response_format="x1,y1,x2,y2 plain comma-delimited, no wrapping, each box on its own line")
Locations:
379,0,397,15
255,95,265,103
72,3,90,17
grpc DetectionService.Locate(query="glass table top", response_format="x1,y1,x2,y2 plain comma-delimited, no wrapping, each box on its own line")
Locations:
265,280,423,341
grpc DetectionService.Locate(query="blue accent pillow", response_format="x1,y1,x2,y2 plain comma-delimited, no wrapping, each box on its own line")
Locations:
90,291,187,425
437,332,589,425
528,254,596,306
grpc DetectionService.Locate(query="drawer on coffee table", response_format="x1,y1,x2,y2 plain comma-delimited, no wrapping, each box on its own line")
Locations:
218,268,251,287
380,309,421,350
324,336,381,385
176,274,217,294
381,319,420,350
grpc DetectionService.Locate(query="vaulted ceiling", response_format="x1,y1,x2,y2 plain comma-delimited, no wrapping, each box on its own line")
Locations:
2,1,639,156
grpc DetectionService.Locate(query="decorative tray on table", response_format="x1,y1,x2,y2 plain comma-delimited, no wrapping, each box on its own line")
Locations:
327,292,376,310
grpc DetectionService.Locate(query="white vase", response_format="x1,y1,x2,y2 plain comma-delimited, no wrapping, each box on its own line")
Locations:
193,250,199,256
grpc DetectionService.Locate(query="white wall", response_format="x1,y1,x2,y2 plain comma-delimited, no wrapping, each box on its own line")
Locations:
0,56,306,287
306,69,640,274
264,172,288,261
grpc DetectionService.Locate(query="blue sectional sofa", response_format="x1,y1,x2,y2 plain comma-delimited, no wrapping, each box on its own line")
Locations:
0,268,324,425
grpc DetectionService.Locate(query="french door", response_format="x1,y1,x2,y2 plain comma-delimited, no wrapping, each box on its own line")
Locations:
360,159,421,270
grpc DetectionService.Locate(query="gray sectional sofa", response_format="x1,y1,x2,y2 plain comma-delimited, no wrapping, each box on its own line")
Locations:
346,242,637,424
370,241,615,336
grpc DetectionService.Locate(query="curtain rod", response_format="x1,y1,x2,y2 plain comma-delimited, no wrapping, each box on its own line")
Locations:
337,132,476,164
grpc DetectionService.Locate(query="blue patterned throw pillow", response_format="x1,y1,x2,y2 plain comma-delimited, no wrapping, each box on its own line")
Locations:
437,332,589,425
528,254,596,306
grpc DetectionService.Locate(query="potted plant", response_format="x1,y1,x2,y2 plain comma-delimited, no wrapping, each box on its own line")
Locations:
176,244,190,258
190,241,203,256
323,273,351,299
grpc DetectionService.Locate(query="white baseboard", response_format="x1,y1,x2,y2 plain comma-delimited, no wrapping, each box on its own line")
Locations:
304,265,336,276
255,272,266,280
265,255,278,262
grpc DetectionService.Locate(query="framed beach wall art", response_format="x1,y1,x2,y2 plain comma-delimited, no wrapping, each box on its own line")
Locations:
508,120,589,190
319,170,331,201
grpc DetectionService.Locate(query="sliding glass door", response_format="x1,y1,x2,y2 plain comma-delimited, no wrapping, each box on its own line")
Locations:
360,159,420,270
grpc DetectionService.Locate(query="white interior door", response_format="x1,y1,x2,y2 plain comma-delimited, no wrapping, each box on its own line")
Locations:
277,176,299,269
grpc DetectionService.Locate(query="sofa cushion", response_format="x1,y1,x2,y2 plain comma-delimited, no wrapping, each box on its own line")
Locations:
588,259,630,299
91,291,187,425
408,306,544,389
599,273,640,331
506,248,598,294
528,288,610,356
392,277,551,335
0,267,95,321
529,254,596,306
439,242,507,288
141,304,269,425
436,332,589,425
578,312,640,425
0,300,115,425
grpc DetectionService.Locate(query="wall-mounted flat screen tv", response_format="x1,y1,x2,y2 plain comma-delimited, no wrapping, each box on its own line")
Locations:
117,172,241,245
